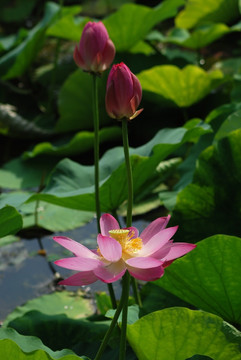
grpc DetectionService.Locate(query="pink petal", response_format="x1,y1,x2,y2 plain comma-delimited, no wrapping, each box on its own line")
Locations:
94,260,126,283
140,215,171,244
100,38,115,71
100,213,120,236
53,236,97,259
138,226,178,257
125,256,163,269
58,270,98,286
54,257,100,271
161,243,197,263
97,234,122,262
127,264,164,281
73,45,87,71
124,226,139,238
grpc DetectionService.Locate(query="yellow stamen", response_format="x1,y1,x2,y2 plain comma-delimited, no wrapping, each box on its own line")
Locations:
109,229,129,241
108,229,143,255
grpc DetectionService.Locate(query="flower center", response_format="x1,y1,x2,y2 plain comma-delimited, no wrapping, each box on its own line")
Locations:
109,229,142,255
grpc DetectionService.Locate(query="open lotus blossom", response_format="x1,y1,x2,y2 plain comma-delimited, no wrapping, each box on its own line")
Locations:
73,21,115,74
105,62,143,120
54,214,196,285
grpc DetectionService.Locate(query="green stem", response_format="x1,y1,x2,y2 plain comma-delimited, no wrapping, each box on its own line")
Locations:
119,272,130,360
92,74,116,309
122,119,133,228
122,120,142,308
131,277,142,308
92,74,101,233
94,278,127,360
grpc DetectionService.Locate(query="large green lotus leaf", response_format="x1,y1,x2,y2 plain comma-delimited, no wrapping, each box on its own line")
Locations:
164,23,230,50
8,310,109,355
27,123,211,212
22,201,94,232
214,109,241,140
0,191,94,232
0,157,57,190
0,328,81,359
0,205,23,238
0,2,59,79
175,0,240,29
127,308,241,360
46,5,86,41
138,65,223,107
103,0,184,51
56,69,110,132
158,235,241,325
23,127,121,159
172,128,241,242
3,291,93,327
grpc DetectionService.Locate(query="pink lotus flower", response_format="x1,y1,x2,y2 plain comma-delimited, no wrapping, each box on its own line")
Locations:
53,214,196,285
74,21,115,74
105,63,143,120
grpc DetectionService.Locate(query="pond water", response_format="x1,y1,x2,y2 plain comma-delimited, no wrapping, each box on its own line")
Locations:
0,217,148,322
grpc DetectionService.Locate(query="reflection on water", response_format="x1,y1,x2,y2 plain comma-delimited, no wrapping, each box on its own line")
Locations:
0,217,148,321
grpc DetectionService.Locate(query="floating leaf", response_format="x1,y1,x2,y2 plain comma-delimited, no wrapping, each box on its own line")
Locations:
175,0,240,29
3,291,94,327
138,65,223,107
157,235,241,325
127,308,241,360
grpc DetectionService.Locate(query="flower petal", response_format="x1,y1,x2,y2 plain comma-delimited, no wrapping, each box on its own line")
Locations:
161,243,196,263
127,264,164,281
59,271,98,286
94,260,126,283
125,256,163,269
53,236,97,258
140,215,171,244
138,226,178,257
125,226,139,238
97,234,122,262
54,257,100,271
100,213,120,236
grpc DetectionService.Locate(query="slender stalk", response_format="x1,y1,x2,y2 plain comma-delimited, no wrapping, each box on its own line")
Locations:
131,276,142,308
122,119,142,308
92,74,101,232
119,272,130,360
94,280,126,360
122,119,133,228
92,74,116,308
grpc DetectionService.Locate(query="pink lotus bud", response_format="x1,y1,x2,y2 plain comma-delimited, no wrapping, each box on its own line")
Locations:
73,21,115,74
105,62,143,120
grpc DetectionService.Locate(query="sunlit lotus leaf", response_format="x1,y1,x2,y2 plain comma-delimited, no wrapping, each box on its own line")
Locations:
127,308,241,360
104,0,184,51
175,0,240,29
164,23,230,50
157,235,241,324
3,291,94,326
138,65,223,107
